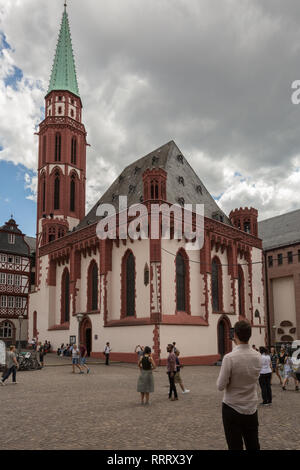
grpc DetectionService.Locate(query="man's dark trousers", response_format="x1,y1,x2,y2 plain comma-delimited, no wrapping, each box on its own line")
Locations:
167,372,178,399
105,353,110,365
2,365,17,383
222,403,260,450
259,373,272,404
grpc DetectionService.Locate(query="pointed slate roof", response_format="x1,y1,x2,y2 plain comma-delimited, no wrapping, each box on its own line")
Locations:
76,140,231,230
47,6,80,97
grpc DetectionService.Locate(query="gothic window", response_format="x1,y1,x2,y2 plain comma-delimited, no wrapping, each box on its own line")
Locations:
42,175,46,212
71,136,77,164
144,263,150,286
70,175,76,212
61,269,70,323
238,265,245,316
151,180,159,199
176,251,186,312
42,135,47,165
55,133,61,162
122,251,135,317
54,172,60,210
212,257,222,312
88,262,99,311
48,226,56,243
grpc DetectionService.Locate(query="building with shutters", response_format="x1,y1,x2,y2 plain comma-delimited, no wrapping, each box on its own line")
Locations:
0,218,35,347
28,4,266,364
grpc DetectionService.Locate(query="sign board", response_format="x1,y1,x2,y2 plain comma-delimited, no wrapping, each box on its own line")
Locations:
69,336,76,345
0,340,6,365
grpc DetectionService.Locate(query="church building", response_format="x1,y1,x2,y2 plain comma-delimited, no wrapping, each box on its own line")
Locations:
28,5,266,364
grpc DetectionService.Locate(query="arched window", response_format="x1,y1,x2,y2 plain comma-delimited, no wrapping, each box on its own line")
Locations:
61,269,70,323
42,174,46,212
54,172,60,210
70,175,76,212
151,180,159,199
121,251,135,317
87,261,98,311
71,136,77,164
55,133,61,162
212,257,223,312
42,135,47,165
33,311,37,338
238,265,245,316
176,251,189,312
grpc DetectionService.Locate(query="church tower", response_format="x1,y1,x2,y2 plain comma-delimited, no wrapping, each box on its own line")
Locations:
36,3,87,248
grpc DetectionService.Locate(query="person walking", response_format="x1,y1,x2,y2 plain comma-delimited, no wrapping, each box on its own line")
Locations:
270,346,282,385
38,342,45,368
137,346,156,405
258,347,272,406
167,344,178,401
174,350,190,394
282,351,299,391
79,343,90,374
104,342,111,365
278,346,288,384
1,345,19,385
135,345,144,360
217,320,262,451
71,344,83,374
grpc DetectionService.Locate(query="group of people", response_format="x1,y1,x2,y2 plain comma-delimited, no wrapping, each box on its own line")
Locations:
136,341,190,405
258,344,300,406
217,320,300,450
30,338,51,354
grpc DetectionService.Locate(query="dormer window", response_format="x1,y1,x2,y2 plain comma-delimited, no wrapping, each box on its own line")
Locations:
58,107,62,114
178,197,185,206
178,176,185,186
58,96,62,101
152,156,159,165
196,185,203,194
177,154,184,164
8,234,15,244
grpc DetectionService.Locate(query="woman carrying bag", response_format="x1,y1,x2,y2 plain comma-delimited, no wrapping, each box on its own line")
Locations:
137,346,156,405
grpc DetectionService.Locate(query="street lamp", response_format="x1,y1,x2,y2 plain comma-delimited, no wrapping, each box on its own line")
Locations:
18,315,23,354
76,313,84,346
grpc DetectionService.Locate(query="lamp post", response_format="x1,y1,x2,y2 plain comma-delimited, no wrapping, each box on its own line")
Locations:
76,313,84,346
18,315,23,354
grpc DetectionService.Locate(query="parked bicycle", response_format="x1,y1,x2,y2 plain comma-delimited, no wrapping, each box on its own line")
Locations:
17,352,41,371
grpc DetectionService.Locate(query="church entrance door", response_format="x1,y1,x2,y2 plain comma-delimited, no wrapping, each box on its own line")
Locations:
80,316,92,357
217,316,232,359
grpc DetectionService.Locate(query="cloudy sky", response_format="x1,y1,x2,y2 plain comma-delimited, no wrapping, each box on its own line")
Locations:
1,0,300,236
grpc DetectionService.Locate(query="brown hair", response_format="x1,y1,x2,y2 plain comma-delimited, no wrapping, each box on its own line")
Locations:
234,320,252,343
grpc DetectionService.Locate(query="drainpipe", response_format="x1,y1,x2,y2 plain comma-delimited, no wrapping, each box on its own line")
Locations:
264,252,272,348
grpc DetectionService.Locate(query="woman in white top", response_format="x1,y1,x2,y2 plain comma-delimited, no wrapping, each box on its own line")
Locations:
258,347,272,406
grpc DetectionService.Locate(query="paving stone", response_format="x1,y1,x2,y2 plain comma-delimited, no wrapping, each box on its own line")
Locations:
0,362,299,450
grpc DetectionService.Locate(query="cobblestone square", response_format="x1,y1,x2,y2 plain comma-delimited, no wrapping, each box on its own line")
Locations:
1,358,299,450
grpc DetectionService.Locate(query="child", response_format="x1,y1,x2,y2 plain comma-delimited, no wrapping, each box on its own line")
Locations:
175,350,190,394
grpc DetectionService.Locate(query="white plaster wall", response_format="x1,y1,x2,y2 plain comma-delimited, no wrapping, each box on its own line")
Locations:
98,325,154,353
252,248,265,326
272,276,296,341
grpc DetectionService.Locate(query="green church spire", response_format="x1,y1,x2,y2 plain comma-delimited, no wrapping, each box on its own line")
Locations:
47,4,80,97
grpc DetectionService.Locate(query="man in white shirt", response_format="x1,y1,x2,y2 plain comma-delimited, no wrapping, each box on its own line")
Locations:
104,342,111,365
217,320,262,450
